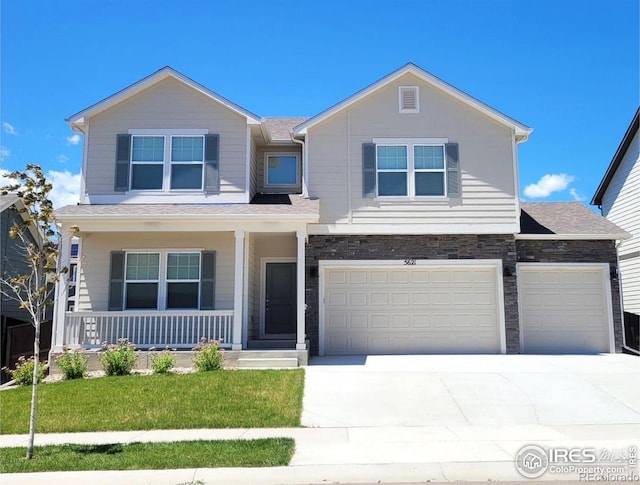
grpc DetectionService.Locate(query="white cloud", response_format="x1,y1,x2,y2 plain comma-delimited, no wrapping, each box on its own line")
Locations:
0,168,80,208
47,170,81,208
56,154,70,163
0,146,9,162
66,134,81,146
523,173,575,198
2,122,17,135
569,188,586,202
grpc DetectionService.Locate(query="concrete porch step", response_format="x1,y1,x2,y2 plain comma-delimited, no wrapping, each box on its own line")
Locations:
236,357,299,369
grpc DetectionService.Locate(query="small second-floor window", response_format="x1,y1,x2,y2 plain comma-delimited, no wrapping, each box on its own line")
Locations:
131,136,164,190
170,136,204,190
266,154,298,186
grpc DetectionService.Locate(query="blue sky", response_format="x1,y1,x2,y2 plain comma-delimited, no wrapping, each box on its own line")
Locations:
1,0,638,208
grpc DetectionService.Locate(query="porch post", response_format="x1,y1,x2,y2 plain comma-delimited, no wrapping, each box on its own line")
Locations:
232,230,245,350
51,230,72,352
296,229,306,350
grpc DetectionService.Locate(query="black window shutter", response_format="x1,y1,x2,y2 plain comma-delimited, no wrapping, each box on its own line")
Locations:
362,143,376,198
200,251,216,310
115,134,131,192
108,251,125,311
445,143,461,198
204,134,220,193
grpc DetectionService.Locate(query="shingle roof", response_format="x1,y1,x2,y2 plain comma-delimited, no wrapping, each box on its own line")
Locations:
55,195,319,220
520,202,629,238
264,117,309,142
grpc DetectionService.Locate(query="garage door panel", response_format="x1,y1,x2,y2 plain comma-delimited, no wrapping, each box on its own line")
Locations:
324,265,501,354
519,266,610,354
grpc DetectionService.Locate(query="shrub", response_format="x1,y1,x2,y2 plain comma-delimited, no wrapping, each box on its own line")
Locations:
193,338,224,371
5,356,47,385
55,348,88,380
150,349,176,374
99,339,138,376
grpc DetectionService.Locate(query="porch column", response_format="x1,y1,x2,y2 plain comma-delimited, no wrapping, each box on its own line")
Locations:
296,229,306,350
51,230,72,353
232,230,245,350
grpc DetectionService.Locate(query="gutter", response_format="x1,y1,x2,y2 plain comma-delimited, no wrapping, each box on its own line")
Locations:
290,130,308,197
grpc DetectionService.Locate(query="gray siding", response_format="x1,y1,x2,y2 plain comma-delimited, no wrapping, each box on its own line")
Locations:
85,77,248,198
1,207,38,323
306,72,518,230
601,131,640,314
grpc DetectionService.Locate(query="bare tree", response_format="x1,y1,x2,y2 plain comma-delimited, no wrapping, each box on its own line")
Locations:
1,164,68,459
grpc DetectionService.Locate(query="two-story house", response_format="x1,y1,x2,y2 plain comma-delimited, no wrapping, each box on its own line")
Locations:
51,63,628,365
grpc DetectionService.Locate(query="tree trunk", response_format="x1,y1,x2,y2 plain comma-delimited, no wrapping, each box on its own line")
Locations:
26,318,40,460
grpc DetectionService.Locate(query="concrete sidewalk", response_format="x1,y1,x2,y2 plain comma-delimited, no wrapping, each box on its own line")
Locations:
2,425,638,484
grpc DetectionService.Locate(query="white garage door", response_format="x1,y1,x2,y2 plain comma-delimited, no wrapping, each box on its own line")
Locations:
518,265,612,354
322,263,503,355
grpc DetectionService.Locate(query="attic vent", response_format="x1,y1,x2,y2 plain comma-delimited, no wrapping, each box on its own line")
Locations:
399,86,419,113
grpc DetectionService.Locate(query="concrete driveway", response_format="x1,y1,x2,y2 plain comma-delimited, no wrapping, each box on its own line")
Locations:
302,354,640,428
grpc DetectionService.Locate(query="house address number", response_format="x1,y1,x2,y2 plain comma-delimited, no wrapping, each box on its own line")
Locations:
404,259,416,265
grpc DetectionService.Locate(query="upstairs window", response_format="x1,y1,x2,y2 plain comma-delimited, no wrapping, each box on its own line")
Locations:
265,154,299,187
116,130,213,192
399,86,419,113
364,138,458,199
131,136,164,190
170,136,204,190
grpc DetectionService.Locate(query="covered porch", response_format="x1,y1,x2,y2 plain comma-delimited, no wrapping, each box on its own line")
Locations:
51,197,319,355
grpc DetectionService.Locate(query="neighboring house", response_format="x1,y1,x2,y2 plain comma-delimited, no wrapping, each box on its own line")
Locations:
592,108,640,352
51,63,628,363
1,195,52,381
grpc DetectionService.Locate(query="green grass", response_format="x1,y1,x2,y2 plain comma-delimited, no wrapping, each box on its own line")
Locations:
0,438,295,473
0,370,304,434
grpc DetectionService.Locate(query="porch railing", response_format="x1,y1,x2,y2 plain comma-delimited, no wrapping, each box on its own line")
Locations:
63,311,233,349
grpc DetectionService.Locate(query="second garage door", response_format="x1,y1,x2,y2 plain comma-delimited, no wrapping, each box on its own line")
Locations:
322,263,503,355
518,264,613,354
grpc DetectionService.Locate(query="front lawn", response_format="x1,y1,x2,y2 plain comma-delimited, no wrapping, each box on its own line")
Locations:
0,438,295,473
0,370,304,434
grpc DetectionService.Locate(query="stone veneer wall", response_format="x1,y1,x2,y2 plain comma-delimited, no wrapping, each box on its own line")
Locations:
305,235,520,356
516,239,623,352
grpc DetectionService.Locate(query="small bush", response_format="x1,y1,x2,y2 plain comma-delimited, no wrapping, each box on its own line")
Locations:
5,356,47,385
150,349,176,374
193,338,224,372
99,339,138,376
55,348,88,380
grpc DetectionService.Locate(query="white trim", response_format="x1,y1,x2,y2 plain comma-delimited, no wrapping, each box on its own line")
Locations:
398,86,419,113
80,125,89,204
245,125,252,203
512,132,521,232
516,263,615,354
83,192,250,205
242,232,250,348
296,229,307,350
318,259,507,356
232,231,245,350
308,223,520,235
294,63,532,140
372,137,448,145
263,152,301,188
128,128,208,135
259,257,297,339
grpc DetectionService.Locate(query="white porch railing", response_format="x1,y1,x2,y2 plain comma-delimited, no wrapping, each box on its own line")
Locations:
63,311,233,349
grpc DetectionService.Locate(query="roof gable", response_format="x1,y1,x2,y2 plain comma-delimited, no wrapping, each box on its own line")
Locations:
591,107,640,206
66,67,262,132
293,63,533,141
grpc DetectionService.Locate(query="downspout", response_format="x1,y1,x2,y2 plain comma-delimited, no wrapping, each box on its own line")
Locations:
616,240,640,355
290,131,308,198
